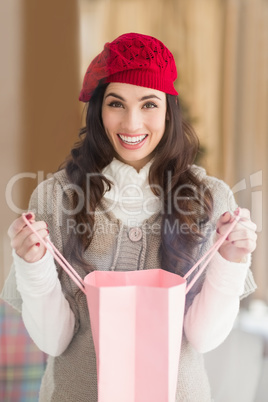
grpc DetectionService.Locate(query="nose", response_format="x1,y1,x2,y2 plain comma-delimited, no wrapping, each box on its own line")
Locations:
121,108,143,132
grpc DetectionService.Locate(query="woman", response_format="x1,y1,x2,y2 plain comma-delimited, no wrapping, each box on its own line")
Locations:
1,33,257,401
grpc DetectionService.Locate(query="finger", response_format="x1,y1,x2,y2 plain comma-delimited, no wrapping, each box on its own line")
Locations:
16,241,47,263
216,215,236,236
11,223,49,251
226,226,258,244
217,222,256,242
216,211,234,232
15,227,49,262
237,208,251,220
8,212,36,239
227,218,257,239
23,228,49,250
217,207,242,227
217,208,255,236
236,214,257,233
229,238,257,254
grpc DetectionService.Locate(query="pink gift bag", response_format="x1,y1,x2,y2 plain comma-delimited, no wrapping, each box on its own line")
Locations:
22,212,241,402
85,269,185,402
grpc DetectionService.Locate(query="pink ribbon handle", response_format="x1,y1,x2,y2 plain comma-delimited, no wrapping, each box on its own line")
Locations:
22,209,241,296
184,210,241,294
22,214,86,294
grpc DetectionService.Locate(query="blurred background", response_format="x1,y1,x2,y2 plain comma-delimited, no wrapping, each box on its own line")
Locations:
0,0,267,401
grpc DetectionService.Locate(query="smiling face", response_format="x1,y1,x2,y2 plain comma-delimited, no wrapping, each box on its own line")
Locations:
101,83,167,171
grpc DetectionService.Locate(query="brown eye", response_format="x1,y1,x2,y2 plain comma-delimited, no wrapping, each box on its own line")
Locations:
108,101,123,108
143,102,157,109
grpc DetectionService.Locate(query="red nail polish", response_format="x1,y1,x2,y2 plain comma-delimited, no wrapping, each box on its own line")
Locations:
25,213,32,220
46,229,49,234
36,242,40,247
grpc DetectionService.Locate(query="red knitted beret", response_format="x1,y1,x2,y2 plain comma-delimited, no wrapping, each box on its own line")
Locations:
79,33,178,102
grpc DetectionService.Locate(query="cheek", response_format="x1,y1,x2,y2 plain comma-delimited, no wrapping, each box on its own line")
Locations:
102,112,120,134
149,113,166,134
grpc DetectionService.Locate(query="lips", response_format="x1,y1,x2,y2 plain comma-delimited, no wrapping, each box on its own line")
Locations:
118,134,148,145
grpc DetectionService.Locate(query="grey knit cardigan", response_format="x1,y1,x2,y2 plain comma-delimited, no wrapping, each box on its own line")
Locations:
1,166,256,401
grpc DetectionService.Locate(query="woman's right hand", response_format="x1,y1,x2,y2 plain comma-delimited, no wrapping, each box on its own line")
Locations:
8,212,49,263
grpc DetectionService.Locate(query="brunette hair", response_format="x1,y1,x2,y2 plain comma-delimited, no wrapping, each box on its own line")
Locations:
64,83,213,278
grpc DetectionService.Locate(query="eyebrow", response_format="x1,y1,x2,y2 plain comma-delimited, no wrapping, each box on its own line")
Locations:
104,92,162,101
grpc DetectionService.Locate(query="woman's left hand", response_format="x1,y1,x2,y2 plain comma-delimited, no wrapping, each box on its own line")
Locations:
216,208,257,263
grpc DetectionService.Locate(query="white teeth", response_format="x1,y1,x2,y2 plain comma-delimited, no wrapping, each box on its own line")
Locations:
118,134,147,144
